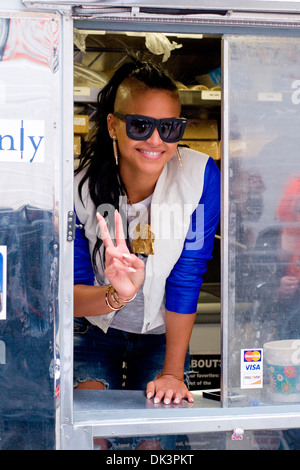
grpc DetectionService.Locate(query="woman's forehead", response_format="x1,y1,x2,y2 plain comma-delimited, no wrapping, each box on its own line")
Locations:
114,79,180,114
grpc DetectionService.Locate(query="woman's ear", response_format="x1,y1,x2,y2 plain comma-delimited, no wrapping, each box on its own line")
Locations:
107,113,117,136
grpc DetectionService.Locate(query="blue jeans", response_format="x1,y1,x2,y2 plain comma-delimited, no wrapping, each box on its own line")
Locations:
74,317,190,390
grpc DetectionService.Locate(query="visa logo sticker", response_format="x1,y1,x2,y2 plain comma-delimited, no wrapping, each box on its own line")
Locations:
240,349,263,389
0,119,45,163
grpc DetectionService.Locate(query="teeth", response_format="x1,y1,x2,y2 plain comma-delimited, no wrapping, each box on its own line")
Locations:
142,151,161,156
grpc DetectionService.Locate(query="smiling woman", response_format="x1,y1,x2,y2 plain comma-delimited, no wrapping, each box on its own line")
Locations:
107,76,183,190
72,56,220,445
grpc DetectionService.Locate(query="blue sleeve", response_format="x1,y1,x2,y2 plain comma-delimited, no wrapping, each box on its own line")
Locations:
165,157,220,314
74,213,95,286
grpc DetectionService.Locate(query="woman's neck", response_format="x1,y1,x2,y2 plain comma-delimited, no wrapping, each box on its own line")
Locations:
120,167,159,204
126,183,154,204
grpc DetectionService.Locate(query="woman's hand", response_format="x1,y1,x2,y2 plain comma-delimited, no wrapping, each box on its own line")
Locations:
97,210,145,300
278,276,299,297
146,373,194,405
145,310,196,405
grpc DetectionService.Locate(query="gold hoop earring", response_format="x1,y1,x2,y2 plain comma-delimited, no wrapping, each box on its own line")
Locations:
112,136,118,165
176,147,183,167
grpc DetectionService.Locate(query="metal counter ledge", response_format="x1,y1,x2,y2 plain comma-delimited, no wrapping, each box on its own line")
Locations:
72,389,300,440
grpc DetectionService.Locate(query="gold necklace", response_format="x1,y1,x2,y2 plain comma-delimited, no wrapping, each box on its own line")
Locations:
127,195,155,255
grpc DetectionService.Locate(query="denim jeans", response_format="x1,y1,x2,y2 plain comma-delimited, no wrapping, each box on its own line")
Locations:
74,317,190,390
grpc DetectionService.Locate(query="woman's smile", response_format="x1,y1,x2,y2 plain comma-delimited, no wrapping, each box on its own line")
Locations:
138,148,165,160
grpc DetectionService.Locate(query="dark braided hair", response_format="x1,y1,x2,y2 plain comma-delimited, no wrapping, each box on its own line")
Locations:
75,56,178,272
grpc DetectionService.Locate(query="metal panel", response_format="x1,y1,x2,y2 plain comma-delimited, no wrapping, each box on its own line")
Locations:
0,10,61,450
70,390,300,440
58,13,76,449
221,37,229,408
20,1,300,33
20,0,300,14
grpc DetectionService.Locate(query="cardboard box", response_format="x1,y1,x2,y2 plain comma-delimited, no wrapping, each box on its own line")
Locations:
182,119,218,140
74,115,89,135
180,140,220,160
83,121,96,142
74,134,81,157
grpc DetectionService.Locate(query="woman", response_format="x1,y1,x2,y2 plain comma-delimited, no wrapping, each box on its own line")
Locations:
73,58,220,406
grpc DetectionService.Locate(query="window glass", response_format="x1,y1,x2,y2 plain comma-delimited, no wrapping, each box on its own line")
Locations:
226,36,300,406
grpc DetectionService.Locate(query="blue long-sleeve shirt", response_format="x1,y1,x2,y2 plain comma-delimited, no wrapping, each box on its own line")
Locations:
165,157,220,313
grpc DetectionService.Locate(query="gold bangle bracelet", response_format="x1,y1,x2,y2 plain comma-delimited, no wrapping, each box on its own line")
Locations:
110,286,124,306
105,285,124,311
112,288,137,304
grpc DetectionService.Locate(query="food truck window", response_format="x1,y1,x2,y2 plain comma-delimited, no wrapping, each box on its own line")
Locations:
72,28,222,431
71,25,300,450
73,30,222,378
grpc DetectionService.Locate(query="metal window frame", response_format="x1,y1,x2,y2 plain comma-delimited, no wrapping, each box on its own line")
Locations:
17,0,300,450
20,0,300,14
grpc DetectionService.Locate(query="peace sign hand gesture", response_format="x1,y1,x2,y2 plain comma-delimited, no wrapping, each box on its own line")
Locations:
97,210,145,301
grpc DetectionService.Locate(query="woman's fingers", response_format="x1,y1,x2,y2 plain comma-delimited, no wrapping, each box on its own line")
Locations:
115,210,128,250
97,211,144,270
146,376,194,405
97,211,145,288
122,253,144,270
105,251,145,283
96,212,114,249
97,210,130,252
112,257,136,273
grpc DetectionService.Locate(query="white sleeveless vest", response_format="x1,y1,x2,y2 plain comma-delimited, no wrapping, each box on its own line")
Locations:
74,147,209,333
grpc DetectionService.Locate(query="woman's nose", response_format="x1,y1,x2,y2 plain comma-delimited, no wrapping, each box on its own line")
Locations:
146,126,162,145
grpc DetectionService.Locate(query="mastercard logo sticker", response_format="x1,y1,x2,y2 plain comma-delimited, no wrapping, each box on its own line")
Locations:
244,350,261,362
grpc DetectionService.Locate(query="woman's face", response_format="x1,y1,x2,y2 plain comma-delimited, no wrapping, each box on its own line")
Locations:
107,84,181,180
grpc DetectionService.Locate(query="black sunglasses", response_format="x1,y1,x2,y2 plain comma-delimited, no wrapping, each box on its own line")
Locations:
114,112,187,143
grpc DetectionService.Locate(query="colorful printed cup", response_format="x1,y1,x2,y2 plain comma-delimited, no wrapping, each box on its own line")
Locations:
264,340,300,403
